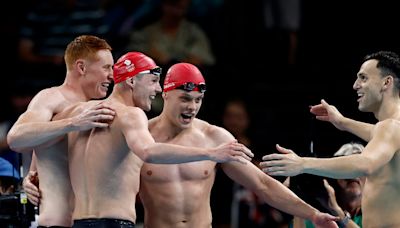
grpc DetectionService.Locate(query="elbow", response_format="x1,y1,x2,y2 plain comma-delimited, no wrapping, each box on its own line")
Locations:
137,147,154,163
7,131,29,153
359,159,374,176
362,166,374,176
7,131,19,151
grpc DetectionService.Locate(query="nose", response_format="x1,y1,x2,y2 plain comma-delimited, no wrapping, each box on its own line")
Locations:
107,69,113,81
187,100,197,111
156,82,162,93
353,78,360,90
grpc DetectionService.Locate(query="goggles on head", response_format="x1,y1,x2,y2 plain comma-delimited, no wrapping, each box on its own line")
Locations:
176,82,206,93
138,67,162,76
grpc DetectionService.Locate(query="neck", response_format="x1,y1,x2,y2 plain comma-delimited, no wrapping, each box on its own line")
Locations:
107,84,135,107
157,112,188,138
62,76,89,102
375,95,400,121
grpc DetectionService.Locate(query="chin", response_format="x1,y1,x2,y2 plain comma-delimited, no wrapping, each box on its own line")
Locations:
358,104,367,112
143,106,151,111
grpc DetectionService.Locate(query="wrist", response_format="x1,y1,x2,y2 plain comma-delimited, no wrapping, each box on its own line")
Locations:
337,210,351,228
67,117,78,131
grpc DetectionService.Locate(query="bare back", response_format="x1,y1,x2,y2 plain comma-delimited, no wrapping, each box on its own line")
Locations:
361,119,400,227
32,87,77,226
68,100,143,223
139,118,225,228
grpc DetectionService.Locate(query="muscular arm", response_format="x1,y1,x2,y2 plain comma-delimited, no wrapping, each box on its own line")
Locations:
338,117,374,142
311,99,374,141
7,91,115,152
213,127,320,220
223,161,321,220
262,120,399,179
121,108,252,164
7,89,74,151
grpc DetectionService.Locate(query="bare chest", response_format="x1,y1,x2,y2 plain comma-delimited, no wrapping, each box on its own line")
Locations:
141,161,217,183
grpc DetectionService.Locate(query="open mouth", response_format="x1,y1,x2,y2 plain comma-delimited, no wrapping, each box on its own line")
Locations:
357,92,364,102
180,113,193,123
101,82,110,90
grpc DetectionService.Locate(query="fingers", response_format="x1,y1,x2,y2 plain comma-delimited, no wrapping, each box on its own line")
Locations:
27,196,39,206
231,142,254,158
27,192,40,206
276,144,293,154
262,153,285,161
233,151,252,162
24,184,41,206
323,179,330,188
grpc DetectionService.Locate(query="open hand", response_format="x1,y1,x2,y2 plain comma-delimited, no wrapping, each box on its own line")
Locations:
260,144,304,176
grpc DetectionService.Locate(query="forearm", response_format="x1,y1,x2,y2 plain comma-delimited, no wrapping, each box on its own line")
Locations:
257,176,319,220
334,210,359,228
141,143,210,164
7,118,74,151
303,156,370,179
341,117,373,142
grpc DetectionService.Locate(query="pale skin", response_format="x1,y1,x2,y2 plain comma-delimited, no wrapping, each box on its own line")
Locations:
261,59,400,227
138,89,338,228
56,73,253,223
7,49,115,227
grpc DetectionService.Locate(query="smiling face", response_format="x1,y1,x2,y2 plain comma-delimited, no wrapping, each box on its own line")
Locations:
132,74,162,111
81,49,114,99
162,89,204,129
353,59,386,113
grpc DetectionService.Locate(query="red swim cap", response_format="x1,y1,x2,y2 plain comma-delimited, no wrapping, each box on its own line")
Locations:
163,63,206,92
113,52,160,84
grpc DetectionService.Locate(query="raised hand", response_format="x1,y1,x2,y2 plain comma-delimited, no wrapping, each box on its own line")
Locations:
211,141,254,164
23,171,41,206
323,179,348,220
310,99,346,130
260,144,304,176
71,102,116,130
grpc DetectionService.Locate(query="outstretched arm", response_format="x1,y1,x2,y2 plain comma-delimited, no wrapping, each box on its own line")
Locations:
310,99,374,141
261,121,399,178
204,126,338,227
121,108,253,164
222,160,338,227
7,90,115,152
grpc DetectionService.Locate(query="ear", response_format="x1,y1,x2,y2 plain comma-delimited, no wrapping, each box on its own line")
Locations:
126,77,135,88
382,75,393,90
76,60,85,74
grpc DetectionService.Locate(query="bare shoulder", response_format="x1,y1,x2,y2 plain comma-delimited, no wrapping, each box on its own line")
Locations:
374,119,400,133
24,86,68,114
372,119,400,146
196,119,235,144
115,105,148,126
29,87,63,106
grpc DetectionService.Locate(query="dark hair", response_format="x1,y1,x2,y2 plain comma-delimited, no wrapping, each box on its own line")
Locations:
363,51,400,91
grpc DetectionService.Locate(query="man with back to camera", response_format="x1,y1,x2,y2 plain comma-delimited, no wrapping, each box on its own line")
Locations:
261,50,400,227
7,35,116,227
52,52,253,227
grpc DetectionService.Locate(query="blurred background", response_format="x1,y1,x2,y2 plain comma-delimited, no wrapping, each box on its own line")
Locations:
1,0,397,227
